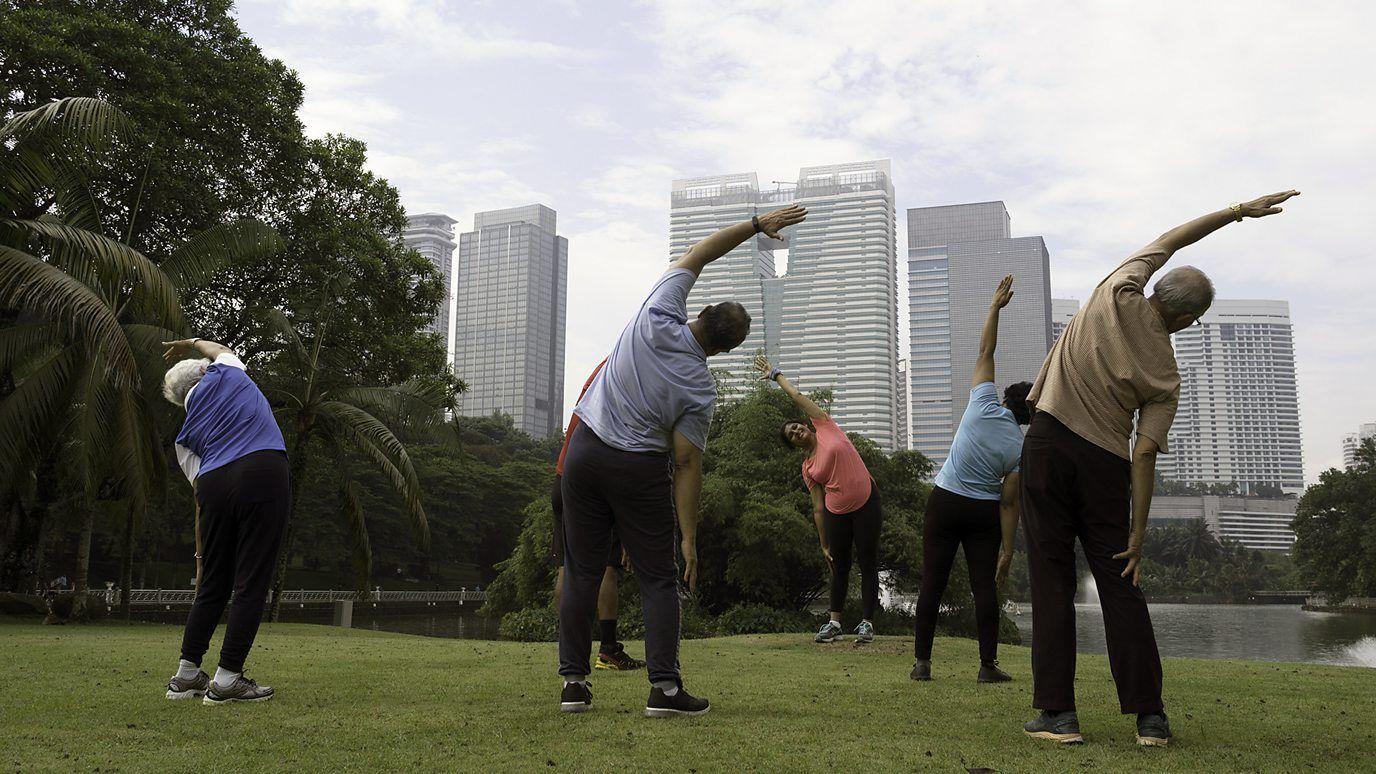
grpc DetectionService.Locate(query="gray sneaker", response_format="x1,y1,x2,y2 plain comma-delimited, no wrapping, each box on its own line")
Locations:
854,620,875,643
1023,710,1084,744
165,670,209,700
815,620,844,643
203,675,275,705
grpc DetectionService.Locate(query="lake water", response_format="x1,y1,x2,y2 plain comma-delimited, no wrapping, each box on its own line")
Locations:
1009,602,1376,668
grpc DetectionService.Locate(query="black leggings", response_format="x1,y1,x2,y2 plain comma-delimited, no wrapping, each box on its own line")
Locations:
180,450,290,673
913,485,1002,663
826,484,882,620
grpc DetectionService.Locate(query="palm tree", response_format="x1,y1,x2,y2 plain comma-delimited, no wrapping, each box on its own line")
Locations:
0,97,278,611
257,276,453,619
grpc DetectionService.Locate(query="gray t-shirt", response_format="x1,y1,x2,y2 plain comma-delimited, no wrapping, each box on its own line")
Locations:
574,268,716,452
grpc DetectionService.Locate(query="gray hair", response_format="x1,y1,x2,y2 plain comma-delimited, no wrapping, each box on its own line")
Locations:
162,358,210,407
1152,266,1215,317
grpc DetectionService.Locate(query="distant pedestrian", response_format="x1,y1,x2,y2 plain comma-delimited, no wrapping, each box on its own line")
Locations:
1020,191,1299,747
160,337,289,705
911,275,1029,684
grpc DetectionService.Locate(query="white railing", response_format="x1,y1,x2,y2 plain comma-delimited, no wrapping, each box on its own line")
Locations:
98,588,487,606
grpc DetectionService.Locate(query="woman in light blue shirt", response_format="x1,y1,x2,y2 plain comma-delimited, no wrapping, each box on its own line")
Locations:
911,276,1031,684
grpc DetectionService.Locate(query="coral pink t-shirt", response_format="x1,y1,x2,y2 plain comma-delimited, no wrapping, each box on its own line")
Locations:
801,415,872,515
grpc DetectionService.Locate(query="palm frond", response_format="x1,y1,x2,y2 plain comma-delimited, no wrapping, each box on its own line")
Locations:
0,145,58,214
0,346,82,492
261,307,308,365
332,380,453,443
0,245,137,384
66,359,117,498
0,97,130,146
0,321,58,371
338,476,373,598
160,220,282,289
316,400,430,551
1,217,180,329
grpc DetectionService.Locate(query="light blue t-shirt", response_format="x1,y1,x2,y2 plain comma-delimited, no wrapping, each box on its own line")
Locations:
574,268,716,453
933,382,1024,501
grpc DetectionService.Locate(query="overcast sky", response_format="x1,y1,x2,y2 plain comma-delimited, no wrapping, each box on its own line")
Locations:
236,0,1375,481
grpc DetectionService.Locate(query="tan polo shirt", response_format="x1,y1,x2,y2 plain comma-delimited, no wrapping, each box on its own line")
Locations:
1028,243,1180,460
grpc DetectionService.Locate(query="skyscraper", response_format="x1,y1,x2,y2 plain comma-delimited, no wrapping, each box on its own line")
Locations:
1052,298,1080,343
1340,422,1374,469
669,161,900,450
403,213,457,351
1157,300,1304,494
897,360,909,451
453,204,567,437
907,202,1052,468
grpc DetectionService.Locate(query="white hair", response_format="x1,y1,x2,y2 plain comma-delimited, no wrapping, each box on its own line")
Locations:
1153,265,1215,317
162,358,210,407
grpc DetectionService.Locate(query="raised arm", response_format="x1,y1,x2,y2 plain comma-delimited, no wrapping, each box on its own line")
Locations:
973,275,1014,386
1146,190,1300,256
671,205,807,277
161,337,234,362
754,353,826,420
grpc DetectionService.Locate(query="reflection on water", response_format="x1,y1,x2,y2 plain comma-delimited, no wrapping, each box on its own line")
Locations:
1012,603,1376,668
358,612,500,640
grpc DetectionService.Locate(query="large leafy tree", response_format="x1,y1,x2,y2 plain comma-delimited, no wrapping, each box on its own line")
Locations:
1292,440,1376,603
0,97,278,607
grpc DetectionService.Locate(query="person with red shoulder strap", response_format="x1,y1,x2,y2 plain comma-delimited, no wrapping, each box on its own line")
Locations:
551,359,644,671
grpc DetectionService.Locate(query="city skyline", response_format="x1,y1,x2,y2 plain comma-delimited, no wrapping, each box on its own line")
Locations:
232,1,1376,480
402,212,458,356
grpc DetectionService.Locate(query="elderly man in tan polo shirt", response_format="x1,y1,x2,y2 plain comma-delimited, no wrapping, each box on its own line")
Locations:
1019,190,1299,748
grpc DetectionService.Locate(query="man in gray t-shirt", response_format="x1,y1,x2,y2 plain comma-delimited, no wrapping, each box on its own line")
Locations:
558,204,807,718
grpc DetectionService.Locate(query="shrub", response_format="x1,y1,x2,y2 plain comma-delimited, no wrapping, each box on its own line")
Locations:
499,606,557,642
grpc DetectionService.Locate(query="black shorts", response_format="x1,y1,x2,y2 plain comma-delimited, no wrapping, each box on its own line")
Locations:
549,474,623,569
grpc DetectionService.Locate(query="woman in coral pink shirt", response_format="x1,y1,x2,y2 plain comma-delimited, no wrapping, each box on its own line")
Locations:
755,354,882,644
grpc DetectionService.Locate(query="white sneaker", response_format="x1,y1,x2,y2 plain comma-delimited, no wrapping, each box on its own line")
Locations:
815,620,844,643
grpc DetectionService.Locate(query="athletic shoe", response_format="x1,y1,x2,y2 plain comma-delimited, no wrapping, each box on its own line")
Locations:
815,620,844,643
1136,712,1172,747
560,681,593,713
202,675,274,705
854,620,875,643
977,661,1012,683
1023,710,1084,744
644,685,710,718
910,659,932,681
595,645,646,671
165,670,209,700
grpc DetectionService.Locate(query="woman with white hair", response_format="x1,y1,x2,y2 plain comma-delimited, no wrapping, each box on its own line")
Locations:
160,337,288,705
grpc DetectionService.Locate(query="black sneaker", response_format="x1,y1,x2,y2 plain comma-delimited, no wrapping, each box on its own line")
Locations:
165,670,209,700
202,675,274,705
910,659,932,681
595,645,646,671
560,681,592,713
1136,712,1172,747
1023,710,1084,744
977,661,1012,683
644,685,710,718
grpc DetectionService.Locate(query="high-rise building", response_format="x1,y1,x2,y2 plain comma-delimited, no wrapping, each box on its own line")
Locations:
453,204,567,437
669,161,900,450
1052,298,1080,343
1157,300,1303,495
907,202,1052,469
1342,422,1376,469
403,213,458,351
897,360,909,451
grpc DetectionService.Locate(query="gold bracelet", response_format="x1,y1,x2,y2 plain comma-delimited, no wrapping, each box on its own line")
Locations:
1228,203,1243,221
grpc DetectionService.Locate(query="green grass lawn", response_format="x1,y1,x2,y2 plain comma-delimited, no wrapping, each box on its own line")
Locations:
2,620,1373,772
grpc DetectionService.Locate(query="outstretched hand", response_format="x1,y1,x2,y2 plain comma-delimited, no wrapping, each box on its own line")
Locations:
160,339,198,363
753,353,775,380
990,274,1014,310
1240,190,1300,218
1113,543,1143,587
756,205,807,239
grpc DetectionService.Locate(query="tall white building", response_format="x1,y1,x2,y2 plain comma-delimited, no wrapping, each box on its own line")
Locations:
1052,298,1080,343
453,204,567,437
1157,300,1304,495
1342,422,1376,469
897,360,909,450
403,213,457,351
669,160,900,450
907,202,1052,469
